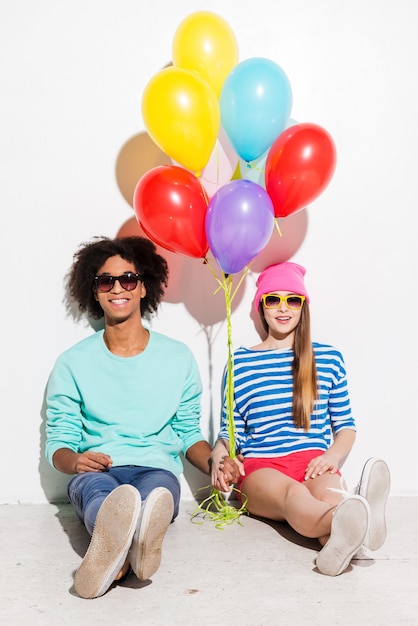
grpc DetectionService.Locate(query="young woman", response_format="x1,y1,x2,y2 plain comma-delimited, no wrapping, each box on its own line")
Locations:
211,261,390,576
46,236,238,599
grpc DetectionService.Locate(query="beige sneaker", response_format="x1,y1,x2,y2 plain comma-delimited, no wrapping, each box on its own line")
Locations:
316,495,369,576
128,487,174,581
74,484,141,599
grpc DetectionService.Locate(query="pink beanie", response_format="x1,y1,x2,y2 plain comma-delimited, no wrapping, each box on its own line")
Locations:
253,262,310,313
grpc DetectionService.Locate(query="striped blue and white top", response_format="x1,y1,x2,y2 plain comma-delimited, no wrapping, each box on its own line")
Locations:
218,342,356,457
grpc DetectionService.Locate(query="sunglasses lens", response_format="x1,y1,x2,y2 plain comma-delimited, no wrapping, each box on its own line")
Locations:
119,274,139,291
264,295,281,308
96,276,114,292
95,273,141,292
263,294,304,309
287,296,303,309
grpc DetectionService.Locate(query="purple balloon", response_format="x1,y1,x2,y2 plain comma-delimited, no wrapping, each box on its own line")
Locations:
206,179,274,274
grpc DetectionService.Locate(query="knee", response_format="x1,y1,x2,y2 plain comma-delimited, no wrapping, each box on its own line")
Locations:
139,471,181,520
283,482,333,538
284,480,307,502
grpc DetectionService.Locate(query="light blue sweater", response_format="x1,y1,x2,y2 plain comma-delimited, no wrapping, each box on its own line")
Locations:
45,329,205,479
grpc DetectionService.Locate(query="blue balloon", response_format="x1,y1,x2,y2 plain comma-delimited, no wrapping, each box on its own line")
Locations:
220,57,293,163
238,118,299,187
206,179,274,274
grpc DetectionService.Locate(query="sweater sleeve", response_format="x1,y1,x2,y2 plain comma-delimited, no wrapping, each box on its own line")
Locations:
170,350,206,455
327,351,356,434
45,355,83,467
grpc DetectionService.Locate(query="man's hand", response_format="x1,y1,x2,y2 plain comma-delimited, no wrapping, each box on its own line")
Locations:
52,448,113,475
220,454,245,486
211,440,245,492
75,451,113,473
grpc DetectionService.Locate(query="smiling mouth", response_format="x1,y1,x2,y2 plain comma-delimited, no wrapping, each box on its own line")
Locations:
110,298,128,304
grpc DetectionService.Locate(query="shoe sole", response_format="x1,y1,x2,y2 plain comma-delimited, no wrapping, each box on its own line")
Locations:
358,458,390,550
316,496,369,576
74,484,141,599
129,487,174,581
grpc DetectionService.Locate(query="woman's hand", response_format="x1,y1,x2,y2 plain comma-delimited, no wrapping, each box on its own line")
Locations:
210,440,245,491
304,430,356,480
304,451,340,480
221,454,245,486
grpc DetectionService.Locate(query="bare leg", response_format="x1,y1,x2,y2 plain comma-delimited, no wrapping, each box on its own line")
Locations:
240,469,345,541
304,472,347,544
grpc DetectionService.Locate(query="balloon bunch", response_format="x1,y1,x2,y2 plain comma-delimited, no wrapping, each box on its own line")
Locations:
132,10,337,525
134,10,336,275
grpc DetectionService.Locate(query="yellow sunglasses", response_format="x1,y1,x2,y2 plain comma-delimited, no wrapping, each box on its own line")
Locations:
261,293,305,310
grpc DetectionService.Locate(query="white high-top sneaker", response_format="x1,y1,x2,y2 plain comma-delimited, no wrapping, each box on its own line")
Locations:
316,494,370,576
354,457,391,551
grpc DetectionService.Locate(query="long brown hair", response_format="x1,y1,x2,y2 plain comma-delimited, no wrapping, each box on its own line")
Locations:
292,304,317,430
260,302,317,430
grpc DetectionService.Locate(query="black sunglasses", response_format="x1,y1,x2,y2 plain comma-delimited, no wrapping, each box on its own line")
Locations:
94,273,143,293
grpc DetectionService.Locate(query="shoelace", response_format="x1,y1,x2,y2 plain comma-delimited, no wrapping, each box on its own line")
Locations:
326,475,355,498
326,477,371,551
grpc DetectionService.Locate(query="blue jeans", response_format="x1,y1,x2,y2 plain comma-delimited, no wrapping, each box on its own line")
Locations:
67,466,181,535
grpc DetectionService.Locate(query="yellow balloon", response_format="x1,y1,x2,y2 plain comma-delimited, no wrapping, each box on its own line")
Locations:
172,11,238,98
142,67,220,175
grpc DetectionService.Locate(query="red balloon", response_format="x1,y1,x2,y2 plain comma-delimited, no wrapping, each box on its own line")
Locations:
265,123,337,217
133,165,209,258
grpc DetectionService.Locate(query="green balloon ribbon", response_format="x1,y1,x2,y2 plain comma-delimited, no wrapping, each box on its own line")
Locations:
190,263,250,528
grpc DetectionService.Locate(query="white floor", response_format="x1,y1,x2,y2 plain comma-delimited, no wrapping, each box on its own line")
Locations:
1,497,417,625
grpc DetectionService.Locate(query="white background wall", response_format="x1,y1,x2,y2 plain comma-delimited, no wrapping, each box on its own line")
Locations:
1,0,416,503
